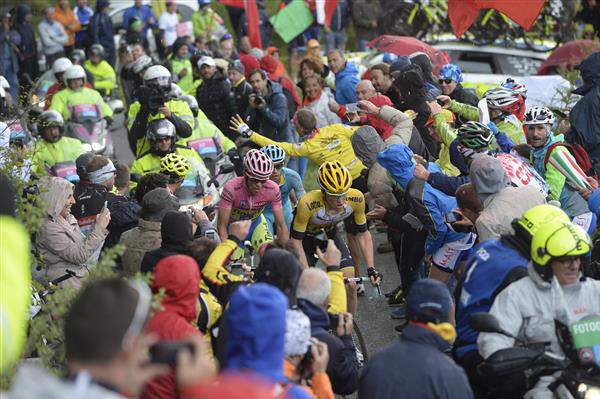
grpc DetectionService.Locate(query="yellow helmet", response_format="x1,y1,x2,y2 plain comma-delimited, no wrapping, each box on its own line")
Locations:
515,204,570,238
318,161,352,195
531,220,591,268
160,153,190,179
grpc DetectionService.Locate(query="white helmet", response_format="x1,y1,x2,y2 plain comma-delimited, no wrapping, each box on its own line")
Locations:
52,57,73,76
180,94,198,113
170,83,183,99
63,65,87,86
144,65,172,93
132,54,152,74
523,106,555,126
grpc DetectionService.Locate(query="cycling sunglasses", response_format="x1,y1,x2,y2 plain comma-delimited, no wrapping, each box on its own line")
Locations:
438,78,454,85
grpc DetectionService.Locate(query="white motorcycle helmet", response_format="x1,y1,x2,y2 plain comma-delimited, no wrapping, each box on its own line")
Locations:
143,65,172,94
170,83,183,99
63,65,87,89
52,57,73,77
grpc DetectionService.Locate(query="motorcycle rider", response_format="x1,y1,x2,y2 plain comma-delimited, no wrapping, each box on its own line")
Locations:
31,110,85,177
454,204,570,397
83,44,116,97
127,65,194,156
44,57,72,110
130,118,207,188
478,220,600,398
49,65,113,126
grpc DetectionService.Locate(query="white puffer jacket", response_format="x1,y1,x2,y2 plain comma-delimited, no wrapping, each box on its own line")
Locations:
478,263,600,398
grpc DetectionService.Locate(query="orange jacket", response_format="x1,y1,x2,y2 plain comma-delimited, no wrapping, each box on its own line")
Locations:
284,359,334,399
54,5,81,47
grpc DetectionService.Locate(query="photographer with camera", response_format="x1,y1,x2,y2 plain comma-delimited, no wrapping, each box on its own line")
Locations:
284,310,334,399
296,267,359,396
243,69,291,142
128,65,194,156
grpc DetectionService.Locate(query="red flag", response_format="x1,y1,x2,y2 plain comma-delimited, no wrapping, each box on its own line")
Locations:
245,0,262,49
324,0,339,27
448,0,545,38
219,0,244,7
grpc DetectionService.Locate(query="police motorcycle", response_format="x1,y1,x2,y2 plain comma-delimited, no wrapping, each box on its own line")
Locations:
470,313,600,398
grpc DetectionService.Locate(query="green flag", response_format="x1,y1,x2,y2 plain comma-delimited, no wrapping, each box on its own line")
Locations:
269,0,315,43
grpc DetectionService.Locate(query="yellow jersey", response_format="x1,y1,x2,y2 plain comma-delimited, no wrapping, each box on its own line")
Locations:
291,189,367,238
250,124,366,179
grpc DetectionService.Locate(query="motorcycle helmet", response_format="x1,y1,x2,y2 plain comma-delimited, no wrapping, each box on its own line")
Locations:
243,149,273,180
523,106,555,126
261,144,286,166
180,94,199,117
169,83,183,99
70,49,86,65
457,121,494,150
89,44,105,59
318,161,352,195
63,65,87,88
143,65,172,95
132,54,153,75
147,118,176,155
160,153,191,183
513,204,570,242
52,57,73,78
38,110,65,141
530,220,591,281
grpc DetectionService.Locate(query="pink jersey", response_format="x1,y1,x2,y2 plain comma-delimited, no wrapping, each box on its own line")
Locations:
219,176,282,221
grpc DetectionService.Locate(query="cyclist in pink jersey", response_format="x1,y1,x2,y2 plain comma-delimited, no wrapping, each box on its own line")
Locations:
218,149,289,253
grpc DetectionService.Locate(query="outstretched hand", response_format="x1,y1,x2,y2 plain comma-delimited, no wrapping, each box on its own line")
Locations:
229,114,253,138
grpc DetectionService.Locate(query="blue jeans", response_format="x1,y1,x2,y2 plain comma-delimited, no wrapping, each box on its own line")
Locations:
326,30,346,52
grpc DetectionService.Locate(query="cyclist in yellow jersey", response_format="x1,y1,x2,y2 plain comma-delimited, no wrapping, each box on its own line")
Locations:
230,110,365,180
289,161,381,290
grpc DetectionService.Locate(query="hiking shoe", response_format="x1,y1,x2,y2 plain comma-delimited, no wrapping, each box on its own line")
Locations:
385,285,402,298
387,291,405,307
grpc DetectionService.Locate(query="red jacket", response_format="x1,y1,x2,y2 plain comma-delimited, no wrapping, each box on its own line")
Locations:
141,255,203,399
336,94,394,140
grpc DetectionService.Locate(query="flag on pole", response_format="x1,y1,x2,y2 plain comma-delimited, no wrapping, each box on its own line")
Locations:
245,0,262,49
269,0,314,43
547,148,592,190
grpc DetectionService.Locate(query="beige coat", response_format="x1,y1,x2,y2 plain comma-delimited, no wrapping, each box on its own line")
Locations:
119,218,162,277
36,177,108,288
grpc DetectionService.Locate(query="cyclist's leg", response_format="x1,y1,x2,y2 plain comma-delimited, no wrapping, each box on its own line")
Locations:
329,226,357,315
250,214,274,255
229,217,262,261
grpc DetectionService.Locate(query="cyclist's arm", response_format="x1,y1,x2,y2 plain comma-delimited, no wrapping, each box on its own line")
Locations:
250,132,311,157
350,193,373,269
450,99,479,122
217,206,232,243
288,169,305,200
290,199,312,269
272,207,289,241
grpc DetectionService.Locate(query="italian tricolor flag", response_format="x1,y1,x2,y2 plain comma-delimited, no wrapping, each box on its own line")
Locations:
547,149,592,190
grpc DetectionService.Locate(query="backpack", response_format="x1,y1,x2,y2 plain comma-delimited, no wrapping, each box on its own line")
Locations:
543,142,598,182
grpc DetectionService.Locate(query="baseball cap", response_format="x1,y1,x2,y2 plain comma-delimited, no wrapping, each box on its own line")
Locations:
198,56,216,68
406,279,452,323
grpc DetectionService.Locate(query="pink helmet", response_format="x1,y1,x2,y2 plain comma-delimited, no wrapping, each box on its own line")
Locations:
243,149,273,180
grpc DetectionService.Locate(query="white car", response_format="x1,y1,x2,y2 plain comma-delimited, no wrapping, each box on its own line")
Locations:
433,42,577,109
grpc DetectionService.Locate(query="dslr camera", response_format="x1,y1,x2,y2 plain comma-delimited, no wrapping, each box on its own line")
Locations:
138,85,167,114
252,89,265,107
